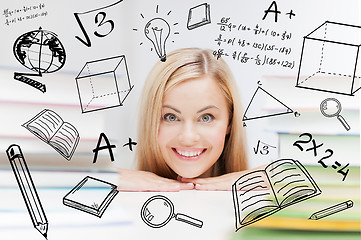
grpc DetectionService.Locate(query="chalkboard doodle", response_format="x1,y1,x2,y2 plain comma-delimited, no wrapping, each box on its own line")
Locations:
132,5,179,62
74,0,124,47
75,55,134,113
296,21,361,96
13,27,66,93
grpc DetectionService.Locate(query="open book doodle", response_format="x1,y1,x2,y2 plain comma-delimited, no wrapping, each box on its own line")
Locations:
23,109,79,160
63,176,119,218
232,158,321,231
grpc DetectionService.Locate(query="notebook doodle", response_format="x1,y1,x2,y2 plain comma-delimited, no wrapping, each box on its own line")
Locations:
23,109,79,160
232,158,321,230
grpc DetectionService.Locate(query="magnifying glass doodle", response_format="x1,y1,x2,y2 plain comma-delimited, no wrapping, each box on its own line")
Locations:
140,195,203,228
320,98,350,131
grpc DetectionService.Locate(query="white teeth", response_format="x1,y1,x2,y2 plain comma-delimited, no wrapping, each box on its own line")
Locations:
176,149,203,157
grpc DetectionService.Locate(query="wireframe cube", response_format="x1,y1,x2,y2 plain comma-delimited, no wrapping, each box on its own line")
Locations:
75,55,133,113
296,21,361,96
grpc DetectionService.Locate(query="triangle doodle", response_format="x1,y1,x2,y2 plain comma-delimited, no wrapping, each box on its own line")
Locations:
243,86,293,121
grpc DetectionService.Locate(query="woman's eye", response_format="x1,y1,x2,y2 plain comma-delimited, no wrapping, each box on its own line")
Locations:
200,114,213,123
163,113,178,122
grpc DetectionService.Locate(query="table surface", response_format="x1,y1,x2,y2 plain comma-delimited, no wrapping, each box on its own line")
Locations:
0,169,359,240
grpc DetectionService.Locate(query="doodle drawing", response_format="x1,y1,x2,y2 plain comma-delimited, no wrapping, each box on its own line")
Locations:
309,200,354,220
92,132,116,163
296,21,361,96
133,5,179,62
13,27,66,93
6,144,48,239
232,158,321,231
141,195,203,228
63,176,119,218
320,98,351,131
187,3,211,30
23,109,79,160
74,0,124,47
75,55,134,113
243,86,294,121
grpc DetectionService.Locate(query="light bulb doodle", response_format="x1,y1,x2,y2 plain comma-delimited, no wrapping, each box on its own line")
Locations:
133,5,179,62
144,18,170,62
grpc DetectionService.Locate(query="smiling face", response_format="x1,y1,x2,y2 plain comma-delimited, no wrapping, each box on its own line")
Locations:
158,76,230,178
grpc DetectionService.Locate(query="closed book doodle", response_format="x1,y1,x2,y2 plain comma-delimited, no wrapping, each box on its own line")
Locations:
63,176,119,218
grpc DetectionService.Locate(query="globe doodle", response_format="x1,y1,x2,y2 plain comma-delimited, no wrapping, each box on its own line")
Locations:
13,27,66,74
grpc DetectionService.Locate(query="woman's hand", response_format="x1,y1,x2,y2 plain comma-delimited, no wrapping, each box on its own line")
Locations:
117,168,195,192
180,171,244,191
180,165,267,191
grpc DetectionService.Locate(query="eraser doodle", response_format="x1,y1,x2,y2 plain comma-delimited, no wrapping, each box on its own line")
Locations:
13,27,66,93
141,195,203,228
63,176,119,218
296,21,361,96
232,158,321,230
22,109,79,160
6,144,48,239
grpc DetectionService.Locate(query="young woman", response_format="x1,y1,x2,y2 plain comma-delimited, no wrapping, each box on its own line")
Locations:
118,48,248,191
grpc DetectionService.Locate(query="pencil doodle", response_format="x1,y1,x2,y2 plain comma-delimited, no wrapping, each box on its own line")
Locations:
309,200,354,220
232,158,321,230
133,5,179,62
187,3,211,30
75,55,134,113
74,0,124,47
93,132,116,163
6,144,48,239
23,109,79,160
320,98,351,131
296,21,361,96
122,137,137,152
63,176,119,218
141,195,203,228
243,86,297,122
13,27,66,93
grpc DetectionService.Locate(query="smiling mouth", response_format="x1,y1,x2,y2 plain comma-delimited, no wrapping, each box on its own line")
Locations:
172,148,207,159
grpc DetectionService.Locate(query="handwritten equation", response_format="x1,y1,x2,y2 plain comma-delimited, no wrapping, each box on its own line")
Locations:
213,49,295,69
213,17,295,69
2,3,47,26
293,133,350,181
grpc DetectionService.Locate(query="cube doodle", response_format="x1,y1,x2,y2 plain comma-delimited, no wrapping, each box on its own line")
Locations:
296,21,361,96
75,55,134,113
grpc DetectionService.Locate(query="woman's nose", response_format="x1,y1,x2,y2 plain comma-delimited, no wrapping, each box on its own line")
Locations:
178,122,200,146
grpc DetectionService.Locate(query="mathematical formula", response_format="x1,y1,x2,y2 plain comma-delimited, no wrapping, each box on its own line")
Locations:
2,3,47,26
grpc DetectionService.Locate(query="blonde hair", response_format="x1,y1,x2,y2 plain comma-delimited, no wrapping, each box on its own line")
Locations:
136,48,248,179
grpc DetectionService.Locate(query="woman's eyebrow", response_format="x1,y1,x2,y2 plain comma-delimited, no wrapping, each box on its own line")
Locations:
197,105,219,113
162,105,181,113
